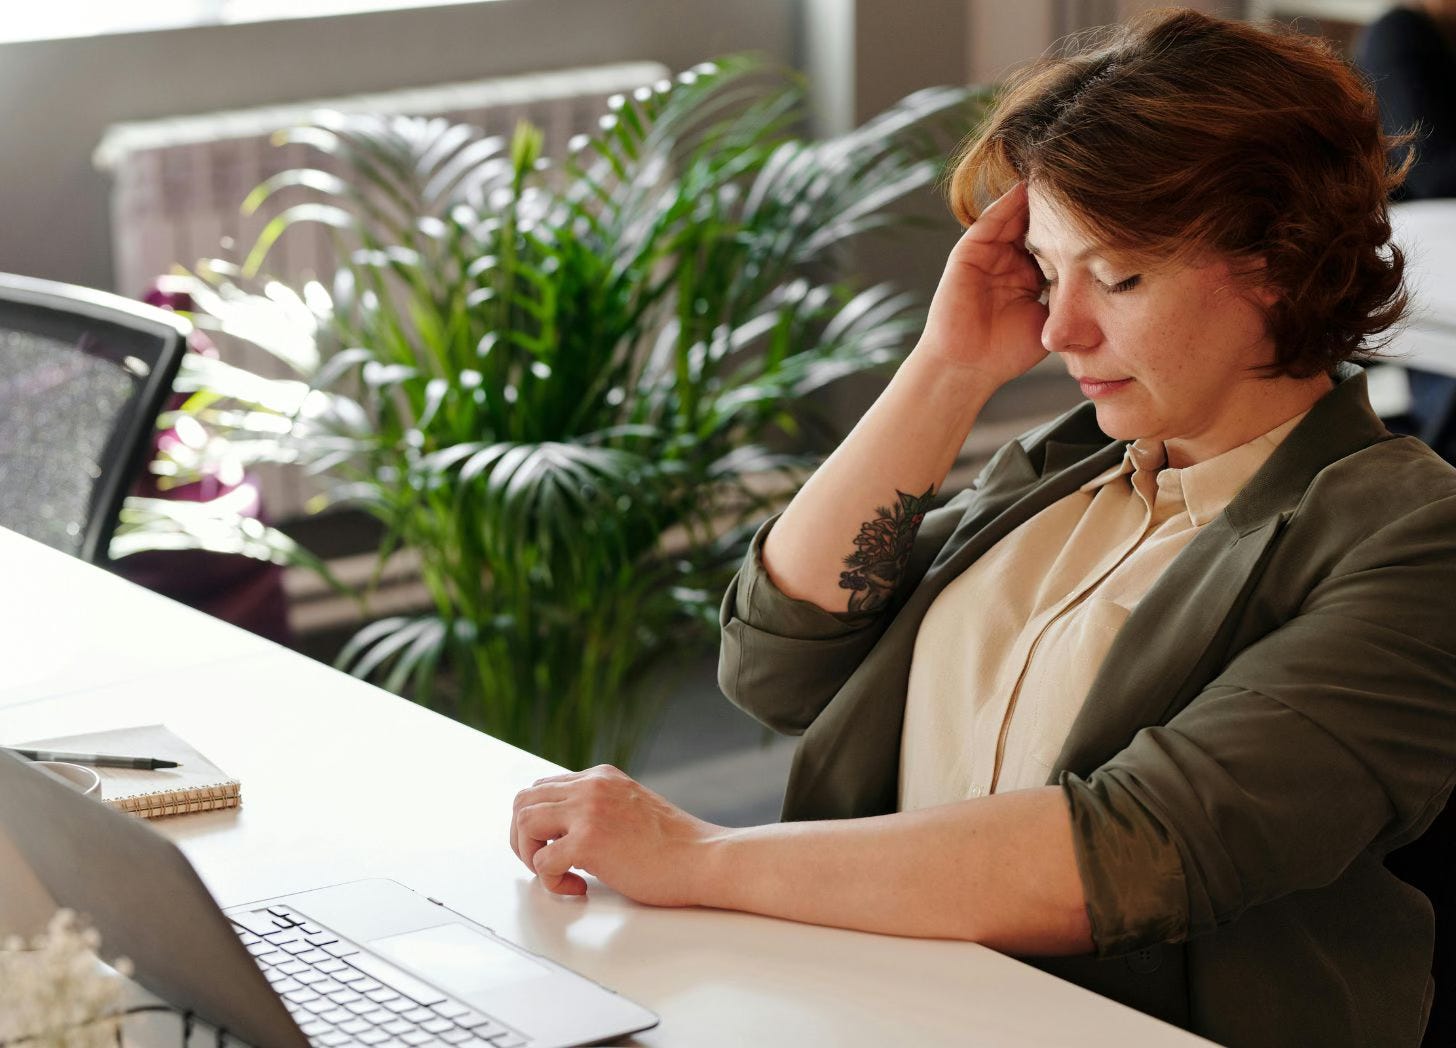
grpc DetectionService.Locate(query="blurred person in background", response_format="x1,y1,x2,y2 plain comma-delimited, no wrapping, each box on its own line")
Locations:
1358,1,1456,460
510,11,1456,1047
1359,0,1456,200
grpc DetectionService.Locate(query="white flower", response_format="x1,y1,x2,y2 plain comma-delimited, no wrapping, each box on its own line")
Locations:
0,910,132,1048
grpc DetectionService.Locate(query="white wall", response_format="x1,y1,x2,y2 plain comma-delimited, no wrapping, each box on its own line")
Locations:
0,0,1237,299
0,0,796,292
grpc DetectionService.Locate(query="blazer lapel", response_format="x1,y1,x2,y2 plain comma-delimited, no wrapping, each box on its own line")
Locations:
928,439,1124,581
1048,365,1395,779
1047,511,1291,778
1044,438,1114,476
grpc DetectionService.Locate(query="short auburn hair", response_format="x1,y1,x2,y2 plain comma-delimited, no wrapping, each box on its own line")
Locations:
948,8,1410,378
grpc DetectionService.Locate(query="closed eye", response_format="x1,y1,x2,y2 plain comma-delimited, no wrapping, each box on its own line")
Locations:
1105,275,1141,294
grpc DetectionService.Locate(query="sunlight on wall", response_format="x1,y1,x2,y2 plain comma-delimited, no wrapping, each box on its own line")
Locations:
1,0,504,44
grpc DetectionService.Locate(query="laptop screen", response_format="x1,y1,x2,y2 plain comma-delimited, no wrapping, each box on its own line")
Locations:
0,749,306,1047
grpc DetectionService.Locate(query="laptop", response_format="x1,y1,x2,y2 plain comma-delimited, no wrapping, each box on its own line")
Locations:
0,748,658,1047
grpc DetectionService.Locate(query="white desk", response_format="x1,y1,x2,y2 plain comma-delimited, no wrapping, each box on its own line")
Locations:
0,528,1213,1047
1388,200,1456,380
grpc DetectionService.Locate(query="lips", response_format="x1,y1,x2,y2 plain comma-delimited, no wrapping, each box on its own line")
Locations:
1078,377,1133,398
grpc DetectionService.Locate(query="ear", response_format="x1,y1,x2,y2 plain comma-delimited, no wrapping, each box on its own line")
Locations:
1250,283,1280,309
1249,268,1280,309
1236,255,1281,310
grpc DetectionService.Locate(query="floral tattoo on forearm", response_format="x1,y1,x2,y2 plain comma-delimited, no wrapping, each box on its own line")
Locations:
838,486,937,612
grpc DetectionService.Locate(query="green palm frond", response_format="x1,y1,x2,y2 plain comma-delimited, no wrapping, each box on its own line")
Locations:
118,56,992,768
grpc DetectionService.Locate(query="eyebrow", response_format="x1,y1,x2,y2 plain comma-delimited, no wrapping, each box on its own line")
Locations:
1023,240,1106,263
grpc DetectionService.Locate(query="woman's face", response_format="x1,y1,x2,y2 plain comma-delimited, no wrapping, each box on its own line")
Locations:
1023,185,1283,463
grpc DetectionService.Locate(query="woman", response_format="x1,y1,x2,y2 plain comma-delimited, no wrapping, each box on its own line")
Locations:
509,10,1456,1046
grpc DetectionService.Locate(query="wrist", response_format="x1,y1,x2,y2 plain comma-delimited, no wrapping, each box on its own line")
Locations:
896,344,999,431
908,338,1001,387
690,825,751,910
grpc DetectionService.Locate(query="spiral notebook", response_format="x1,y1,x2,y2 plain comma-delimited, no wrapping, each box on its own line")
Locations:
18,724,240,819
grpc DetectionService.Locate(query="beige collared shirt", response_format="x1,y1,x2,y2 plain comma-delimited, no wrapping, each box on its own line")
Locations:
897,412,1308,811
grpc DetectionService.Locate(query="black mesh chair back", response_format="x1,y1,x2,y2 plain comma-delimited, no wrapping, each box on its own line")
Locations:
0,273,188,565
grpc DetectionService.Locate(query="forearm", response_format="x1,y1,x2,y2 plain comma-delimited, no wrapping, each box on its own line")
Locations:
697,786,1095,956
762,345,997,613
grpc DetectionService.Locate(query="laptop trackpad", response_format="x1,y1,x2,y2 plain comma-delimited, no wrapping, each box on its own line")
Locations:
369,923,551,998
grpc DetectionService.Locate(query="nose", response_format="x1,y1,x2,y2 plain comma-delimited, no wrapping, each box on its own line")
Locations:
1040,283,1103,356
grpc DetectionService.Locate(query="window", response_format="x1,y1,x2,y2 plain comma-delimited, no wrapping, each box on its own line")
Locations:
1,0,499,45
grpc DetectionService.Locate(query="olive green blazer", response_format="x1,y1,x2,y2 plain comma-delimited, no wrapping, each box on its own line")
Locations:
718,366,1456,1047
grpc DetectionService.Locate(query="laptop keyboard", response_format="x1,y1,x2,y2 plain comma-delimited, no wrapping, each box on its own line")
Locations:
230,905,531,1048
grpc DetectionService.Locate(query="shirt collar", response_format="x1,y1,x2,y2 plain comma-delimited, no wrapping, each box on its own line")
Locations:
1078,437,1158,492
1078,410,1310,526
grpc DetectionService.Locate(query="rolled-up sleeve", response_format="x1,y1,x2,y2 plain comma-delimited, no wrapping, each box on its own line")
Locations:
1061,497,1456,957
719,486,979,735
718,516,895,734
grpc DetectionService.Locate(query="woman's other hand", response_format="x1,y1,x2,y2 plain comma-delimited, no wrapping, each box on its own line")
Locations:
510,765,723,905
918,180,1049,389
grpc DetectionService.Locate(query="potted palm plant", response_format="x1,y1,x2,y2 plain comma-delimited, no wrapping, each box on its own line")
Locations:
112,58,985,769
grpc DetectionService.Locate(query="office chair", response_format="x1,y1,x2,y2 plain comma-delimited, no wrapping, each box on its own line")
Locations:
1386,791,1455,1048
0,272,188,566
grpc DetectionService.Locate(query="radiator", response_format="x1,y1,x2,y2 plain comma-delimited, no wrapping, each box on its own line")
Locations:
93,61,669,522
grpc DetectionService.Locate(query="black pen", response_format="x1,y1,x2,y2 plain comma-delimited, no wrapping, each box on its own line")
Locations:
5,747,181,770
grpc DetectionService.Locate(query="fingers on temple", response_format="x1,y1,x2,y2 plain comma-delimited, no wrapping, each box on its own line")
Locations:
965,180,1030,244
